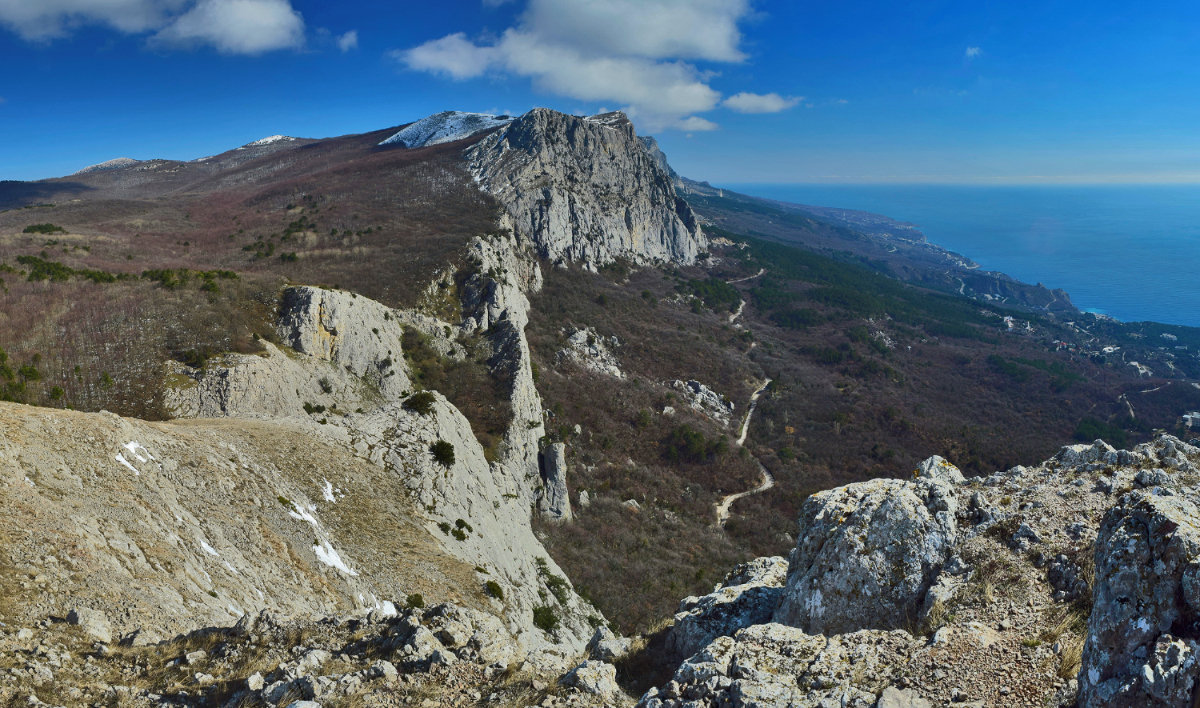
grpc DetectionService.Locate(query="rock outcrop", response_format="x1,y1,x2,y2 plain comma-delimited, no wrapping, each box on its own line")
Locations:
642,624,922,708
636,439,1200,707
666,557,788,659
670,379,734,427
1081,489,1200,706
772,456,960,634
556,326,625,378
538,442,573,522
467,108,706,270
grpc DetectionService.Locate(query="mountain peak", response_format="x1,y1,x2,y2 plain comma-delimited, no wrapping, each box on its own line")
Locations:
241,135,295,148
378,111,514,148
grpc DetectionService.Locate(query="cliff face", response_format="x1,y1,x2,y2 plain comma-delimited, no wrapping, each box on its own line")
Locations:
467,108,706,270
160,235,600,663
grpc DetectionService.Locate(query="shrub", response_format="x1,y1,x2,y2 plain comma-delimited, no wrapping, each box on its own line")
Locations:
430,440,455,468
404,391,437,416
22,223,66,234
662,424,725,464
405,593,425,609
532,605,559,632
485,580,504,600
536,557,571,604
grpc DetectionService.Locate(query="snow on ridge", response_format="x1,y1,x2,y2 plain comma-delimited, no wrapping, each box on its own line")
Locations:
73,157,140,175
239,135,296,149
379,111,513,148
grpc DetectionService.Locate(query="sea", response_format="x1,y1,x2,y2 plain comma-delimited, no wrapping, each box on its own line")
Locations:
723,184,1200,329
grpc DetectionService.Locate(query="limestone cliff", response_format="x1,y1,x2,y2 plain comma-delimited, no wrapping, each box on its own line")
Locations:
161,239,599,662
467,108,706,269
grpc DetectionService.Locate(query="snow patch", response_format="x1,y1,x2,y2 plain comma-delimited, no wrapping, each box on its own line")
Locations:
379,111,513,148
123,441,154,463
285,498,358,576
200,540,219,557
241,135,295,149
23,476,34,487
115,453,140,476
73,157,140,175
321,478,337,502
313,540,358,576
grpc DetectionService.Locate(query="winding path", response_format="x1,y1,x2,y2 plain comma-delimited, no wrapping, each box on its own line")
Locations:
716,378,775,526
726,268,766,285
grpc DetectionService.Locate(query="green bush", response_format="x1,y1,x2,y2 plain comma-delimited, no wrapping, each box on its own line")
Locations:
405,593,425,609
22,223,65,234
532,605,559,632
485,580,504,601
404,391,437,416
662,424,726,464
430,440,455,468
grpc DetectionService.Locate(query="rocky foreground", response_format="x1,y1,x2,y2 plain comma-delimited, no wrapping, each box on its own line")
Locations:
4,434,1200,707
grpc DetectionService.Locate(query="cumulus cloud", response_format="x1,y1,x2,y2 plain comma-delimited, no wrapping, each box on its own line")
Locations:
965,46,982,59
336,29,357,52
397,0,769,132
722,92,800,114
152,0,304,54
395,32,497,79
0,0,304,54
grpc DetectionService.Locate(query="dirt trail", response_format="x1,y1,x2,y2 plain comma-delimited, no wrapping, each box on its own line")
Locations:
726,268,765,284
716,379,775,526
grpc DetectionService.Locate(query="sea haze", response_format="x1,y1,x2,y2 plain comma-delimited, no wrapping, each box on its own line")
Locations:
725,184,1200,328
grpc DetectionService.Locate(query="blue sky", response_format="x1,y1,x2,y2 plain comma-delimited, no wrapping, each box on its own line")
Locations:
2,0,1200,183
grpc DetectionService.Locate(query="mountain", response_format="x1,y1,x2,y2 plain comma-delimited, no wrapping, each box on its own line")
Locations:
0,107,1199,707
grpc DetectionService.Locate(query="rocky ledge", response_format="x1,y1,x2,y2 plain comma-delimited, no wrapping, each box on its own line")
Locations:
642,435,1200,708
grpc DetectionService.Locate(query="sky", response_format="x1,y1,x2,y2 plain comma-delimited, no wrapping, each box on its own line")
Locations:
2,0,1200,184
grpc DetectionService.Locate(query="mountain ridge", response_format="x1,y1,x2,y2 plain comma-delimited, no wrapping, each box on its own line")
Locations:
0,106,1199,707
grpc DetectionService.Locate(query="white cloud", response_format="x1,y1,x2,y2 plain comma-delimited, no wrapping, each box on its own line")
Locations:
336,29,357,52
722,92,800,114
397,0,771,132
520,0,747,63
395,31,496,79
0,0,185,39
0,0,304,54
965,46,982,59
152,0,303,54
676,116,718,131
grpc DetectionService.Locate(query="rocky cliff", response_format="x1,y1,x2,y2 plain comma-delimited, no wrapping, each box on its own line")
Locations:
467,108,706,270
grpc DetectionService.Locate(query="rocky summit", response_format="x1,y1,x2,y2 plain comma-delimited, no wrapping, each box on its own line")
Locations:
2,106,1200,708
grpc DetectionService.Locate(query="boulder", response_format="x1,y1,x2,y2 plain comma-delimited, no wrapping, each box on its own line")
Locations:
1080,489,1200,706
67,607,112,644
562,659,621,700
667,557,788,658
773,471,958,634
587,626,632,663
